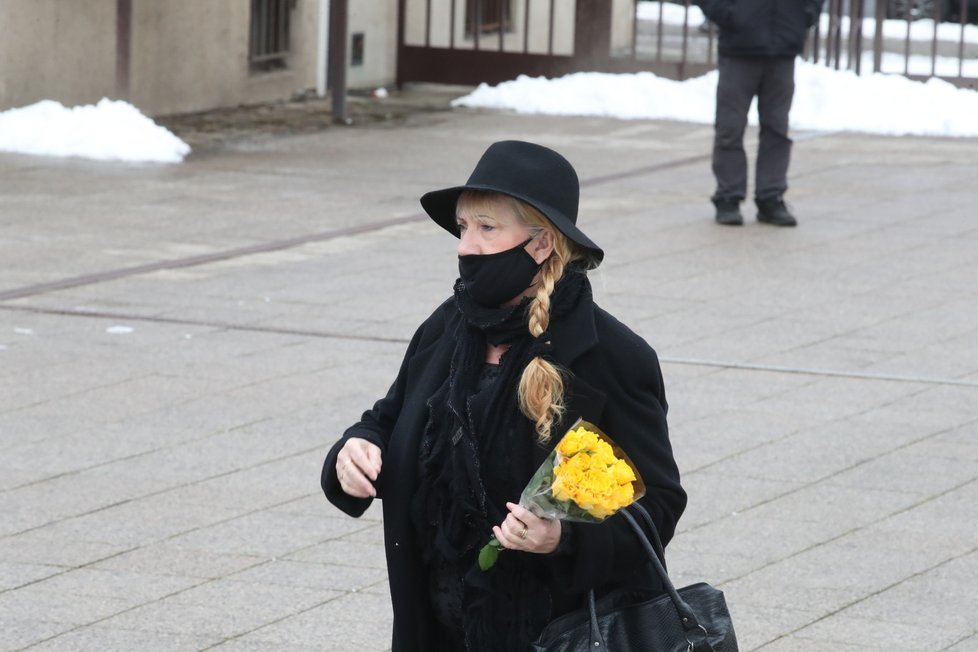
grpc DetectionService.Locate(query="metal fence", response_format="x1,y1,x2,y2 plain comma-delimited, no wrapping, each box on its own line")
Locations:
397,0,617,86
395,0,978,87
633,0,977,87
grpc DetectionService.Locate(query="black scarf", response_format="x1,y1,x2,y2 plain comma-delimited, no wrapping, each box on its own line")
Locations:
412,266,591,651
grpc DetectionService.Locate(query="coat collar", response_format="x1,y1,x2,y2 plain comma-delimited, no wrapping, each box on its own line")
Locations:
549,283,599,368
549,285,607,434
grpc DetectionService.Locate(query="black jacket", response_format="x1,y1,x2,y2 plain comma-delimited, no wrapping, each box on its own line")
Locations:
322,292,687,652
696,0,824,58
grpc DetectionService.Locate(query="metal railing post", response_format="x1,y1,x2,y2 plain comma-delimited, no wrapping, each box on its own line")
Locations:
851,0,864,74
960,1,969,77
873,0,884,72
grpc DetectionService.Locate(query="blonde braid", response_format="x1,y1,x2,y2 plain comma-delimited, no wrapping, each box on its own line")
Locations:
518,253,567,443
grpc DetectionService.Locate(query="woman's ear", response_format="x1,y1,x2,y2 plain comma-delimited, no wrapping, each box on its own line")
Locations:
531,230,554,264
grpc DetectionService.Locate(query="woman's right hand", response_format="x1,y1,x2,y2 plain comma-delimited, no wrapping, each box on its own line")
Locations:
336,438,383,498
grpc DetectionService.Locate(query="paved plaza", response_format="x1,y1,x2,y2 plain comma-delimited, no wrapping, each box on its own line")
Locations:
1,88,977,651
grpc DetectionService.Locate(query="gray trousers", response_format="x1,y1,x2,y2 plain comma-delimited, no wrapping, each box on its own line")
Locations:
711,56,795,204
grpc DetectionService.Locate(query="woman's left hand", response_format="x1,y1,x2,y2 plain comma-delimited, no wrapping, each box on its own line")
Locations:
492,502,561,554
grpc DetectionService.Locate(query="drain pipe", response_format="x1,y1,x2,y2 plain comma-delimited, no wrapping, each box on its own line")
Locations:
316,0,330,96
328,0,349,123
116,0,132,100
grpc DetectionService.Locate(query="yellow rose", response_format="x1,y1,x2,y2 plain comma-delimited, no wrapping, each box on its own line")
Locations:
613,459,637,484
550,426,640,519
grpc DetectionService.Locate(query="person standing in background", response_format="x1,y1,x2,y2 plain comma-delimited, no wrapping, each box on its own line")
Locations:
695,0,824,227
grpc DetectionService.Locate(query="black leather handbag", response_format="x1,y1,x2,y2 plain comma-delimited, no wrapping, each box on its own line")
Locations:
531,503,738,652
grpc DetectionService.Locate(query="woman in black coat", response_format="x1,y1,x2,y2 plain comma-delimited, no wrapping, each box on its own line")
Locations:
322,140,687,651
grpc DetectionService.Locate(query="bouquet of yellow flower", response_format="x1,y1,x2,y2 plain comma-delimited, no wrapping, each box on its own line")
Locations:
479,418,646,570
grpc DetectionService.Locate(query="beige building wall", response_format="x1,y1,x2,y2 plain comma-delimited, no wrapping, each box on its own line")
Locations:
0,0,399,116
347,0,399,90
130,0,321,116
1,0,632,116
0,0,118,110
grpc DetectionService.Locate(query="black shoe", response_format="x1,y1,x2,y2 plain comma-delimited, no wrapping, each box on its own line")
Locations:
756,197,797,227
713,200,743,226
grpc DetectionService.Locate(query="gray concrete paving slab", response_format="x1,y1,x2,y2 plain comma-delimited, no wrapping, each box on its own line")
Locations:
23,626,221,652
223,593,393,650
1,87,977,650
0,622,76,652
90,544,265,581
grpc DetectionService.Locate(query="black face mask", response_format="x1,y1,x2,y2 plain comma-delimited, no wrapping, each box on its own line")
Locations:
458,237,541,308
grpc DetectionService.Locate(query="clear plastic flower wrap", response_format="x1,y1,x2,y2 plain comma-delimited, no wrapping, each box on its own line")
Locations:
479,418,646,570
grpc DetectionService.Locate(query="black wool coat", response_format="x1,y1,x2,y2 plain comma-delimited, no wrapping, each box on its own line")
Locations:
696,0,825,58
322,291,687,652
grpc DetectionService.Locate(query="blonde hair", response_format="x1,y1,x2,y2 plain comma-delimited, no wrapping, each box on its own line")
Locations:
458,190,589,443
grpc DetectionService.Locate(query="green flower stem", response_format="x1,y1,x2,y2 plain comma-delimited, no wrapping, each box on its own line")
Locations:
478,537,503,571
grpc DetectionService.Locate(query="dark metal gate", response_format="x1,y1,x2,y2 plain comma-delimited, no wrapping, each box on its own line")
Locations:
396,0,716,86
399,0,605,85
397,0,977,88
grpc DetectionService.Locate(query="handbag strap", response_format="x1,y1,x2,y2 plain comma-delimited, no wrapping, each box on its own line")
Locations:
620,504,706,635
582,504,711,648
585,587,606,648
629,501,667,573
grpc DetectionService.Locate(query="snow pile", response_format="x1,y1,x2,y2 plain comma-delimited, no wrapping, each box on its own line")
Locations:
0,98,191,163
453,59,978,138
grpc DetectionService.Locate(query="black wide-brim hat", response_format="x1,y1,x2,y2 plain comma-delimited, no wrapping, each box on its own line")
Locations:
420,140,604,266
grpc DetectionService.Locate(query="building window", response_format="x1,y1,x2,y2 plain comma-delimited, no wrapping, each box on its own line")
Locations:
250,0,296,71
351,32,365,67
467,0,512,36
